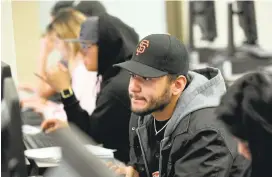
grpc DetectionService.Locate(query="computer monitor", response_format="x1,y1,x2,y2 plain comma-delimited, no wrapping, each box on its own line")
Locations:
1,62,12,100
2,103,10,177
1,78,28,177
190,1,217,43
45,125,118,177
236,1,258,45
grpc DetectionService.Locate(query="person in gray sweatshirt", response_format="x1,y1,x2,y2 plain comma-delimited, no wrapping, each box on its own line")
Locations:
112,34,251,177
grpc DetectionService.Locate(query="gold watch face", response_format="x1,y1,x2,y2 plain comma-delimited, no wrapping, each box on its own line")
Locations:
61,88,73,98
63,90,71,95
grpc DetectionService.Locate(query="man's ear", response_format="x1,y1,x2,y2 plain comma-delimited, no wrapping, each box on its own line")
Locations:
238,141,251,160
172,75,187,96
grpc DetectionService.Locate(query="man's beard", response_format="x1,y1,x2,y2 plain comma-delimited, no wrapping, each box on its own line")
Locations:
130,86,172,116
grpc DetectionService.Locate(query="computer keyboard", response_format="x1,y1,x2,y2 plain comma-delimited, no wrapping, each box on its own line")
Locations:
23,132,59,149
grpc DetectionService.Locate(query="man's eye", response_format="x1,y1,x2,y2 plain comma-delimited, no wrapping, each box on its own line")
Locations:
130,73,136,78
143,77,151,81
129,73,151,81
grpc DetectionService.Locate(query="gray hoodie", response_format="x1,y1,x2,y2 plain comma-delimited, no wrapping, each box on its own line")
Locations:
138,67,226,138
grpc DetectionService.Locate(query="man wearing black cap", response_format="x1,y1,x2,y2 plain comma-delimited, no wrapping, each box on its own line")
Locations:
112,34,250,177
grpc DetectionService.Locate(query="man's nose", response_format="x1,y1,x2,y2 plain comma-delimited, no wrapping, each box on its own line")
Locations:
129,77,141,93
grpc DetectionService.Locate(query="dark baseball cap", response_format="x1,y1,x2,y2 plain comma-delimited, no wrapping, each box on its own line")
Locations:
113,34,189,78
64,16,99,47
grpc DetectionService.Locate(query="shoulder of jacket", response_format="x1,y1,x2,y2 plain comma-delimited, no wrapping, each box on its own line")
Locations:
188,107,222,131
185,108,239,157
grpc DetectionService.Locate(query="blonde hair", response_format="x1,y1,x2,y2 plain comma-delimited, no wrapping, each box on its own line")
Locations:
47,8,86,56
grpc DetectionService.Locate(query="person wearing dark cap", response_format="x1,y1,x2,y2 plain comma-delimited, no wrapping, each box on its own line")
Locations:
216,72,272,177
109,34,250,177
40,14,139,163
48,0,138,77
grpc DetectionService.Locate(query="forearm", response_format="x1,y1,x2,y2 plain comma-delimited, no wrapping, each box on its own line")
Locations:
62,94,91,134
37,54,48,77
35,53,63,98
37,84,56,98
36,54,53,97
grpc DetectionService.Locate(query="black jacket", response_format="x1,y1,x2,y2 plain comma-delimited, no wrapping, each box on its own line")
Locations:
128,68,251,177
216,72,272,177
61,14,138,163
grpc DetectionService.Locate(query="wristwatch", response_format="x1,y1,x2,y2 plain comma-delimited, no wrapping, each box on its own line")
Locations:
60,87,73,99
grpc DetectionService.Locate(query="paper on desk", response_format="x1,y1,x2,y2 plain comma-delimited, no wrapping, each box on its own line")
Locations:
25,144,116,163
22,125,42,134
86,144,116,157
25,147,62,163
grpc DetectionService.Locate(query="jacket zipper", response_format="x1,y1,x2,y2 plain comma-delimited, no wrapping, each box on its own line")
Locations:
136,128,151,177
159,141,163,177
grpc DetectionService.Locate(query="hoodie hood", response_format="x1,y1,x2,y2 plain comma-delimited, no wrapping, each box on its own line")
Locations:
97,13,139,81
164,67,226,137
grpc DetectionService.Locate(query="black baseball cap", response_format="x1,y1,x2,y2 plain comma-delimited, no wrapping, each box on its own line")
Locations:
113,34,189,78
64,16,99,48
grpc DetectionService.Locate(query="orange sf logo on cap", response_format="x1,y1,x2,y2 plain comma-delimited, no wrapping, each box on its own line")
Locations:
136,40,150,55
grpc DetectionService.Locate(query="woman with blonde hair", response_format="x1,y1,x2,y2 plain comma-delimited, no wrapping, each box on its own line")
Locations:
19,1,107,99
22,9,98,118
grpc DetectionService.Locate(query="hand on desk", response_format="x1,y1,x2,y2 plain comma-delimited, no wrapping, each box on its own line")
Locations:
106,162,139,177
41,119,69,133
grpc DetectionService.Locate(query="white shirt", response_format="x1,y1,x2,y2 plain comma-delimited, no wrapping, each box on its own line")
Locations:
71,61,98,115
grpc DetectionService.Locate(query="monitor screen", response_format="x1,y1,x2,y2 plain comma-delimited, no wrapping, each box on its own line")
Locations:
1,78,27,177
